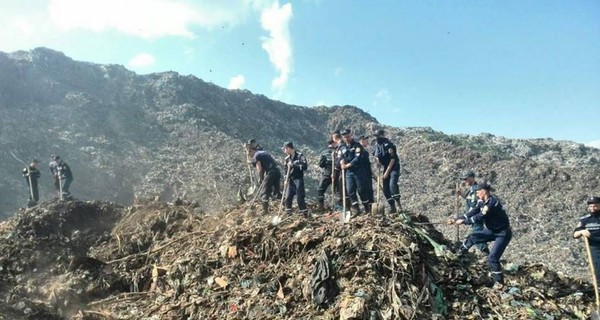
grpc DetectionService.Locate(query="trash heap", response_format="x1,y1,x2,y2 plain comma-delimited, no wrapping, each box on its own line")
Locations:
0,200,596,319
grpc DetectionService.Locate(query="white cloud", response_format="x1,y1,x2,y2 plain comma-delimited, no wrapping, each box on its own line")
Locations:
228,75,246,89
128,53,155,68
259,2,293,91
586,140,600,149
47,0,253,39
373,88,391,106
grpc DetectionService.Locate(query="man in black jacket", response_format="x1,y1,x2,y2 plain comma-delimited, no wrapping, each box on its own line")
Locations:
22,159,41,207
317,139,337,212
282,142,309,216
574,196,600,290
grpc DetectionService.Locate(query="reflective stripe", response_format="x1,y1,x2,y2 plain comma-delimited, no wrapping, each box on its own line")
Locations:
491,271,503,274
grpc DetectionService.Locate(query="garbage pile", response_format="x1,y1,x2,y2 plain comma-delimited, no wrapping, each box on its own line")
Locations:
0,199,596,319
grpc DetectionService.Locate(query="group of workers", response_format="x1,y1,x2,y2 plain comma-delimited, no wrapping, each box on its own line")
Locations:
245,128,599,292
21,154,73,207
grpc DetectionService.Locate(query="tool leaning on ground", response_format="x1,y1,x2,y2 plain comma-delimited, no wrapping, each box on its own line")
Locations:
584,237,600,319
243,144,257,196
371,166,385,215
455,182,461,246
10,150,34,203
330,150,335,213
245,178,267,214
339,168,350,223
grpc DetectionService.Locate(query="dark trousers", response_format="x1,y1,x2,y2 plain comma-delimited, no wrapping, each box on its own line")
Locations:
285,178,307,212
363,172,374,204
261,169,281,203
471,221,489,252
590,245,600,290
462,227,512,284
317,174,332,204
60,177,73,198
26,181,39,207
382,170,400,207
345,170,369,209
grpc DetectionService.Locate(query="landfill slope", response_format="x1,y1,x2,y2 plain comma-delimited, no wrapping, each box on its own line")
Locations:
0,200,595,319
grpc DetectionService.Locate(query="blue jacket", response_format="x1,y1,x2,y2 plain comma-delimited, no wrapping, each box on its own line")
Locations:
252,151,279,173
373,137,399,171
318,148,334,177
575,213,600,247
457,196,510,232
340,140,363,173
464,182,479,212
284,151,308,180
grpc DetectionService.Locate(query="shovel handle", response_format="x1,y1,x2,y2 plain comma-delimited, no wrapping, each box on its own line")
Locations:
278,165,292,214
585,237,600,309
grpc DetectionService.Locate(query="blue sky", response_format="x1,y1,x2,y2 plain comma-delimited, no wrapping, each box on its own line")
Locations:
1,0,599,146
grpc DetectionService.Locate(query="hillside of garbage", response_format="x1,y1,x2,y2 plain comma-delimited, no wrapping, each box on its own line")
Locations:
0,199,596,319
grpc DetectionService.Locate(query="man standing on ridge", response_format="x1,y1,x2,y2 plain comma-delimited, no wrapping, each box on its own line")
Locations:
573,196,600,291
317,139,337,212
248,144,281,214
22,159,40,208
339,129,368,214
282,142,309,216
358,135,375,211
448,182,512,290
55,156,74,200
373,129,401,213
49,155,60,198
457,171,490,255
331,130,344,211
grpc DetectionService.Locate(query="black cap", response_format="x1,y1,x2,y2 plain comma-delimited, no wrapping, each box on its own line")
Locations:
476,183,491,191
282,141,294,149
341,129,351,135
54,155,60,160
587,196,600,205
31,159,39,163
358,135,369,140
332,129,341,135
374,129,385,137
460,171,475,180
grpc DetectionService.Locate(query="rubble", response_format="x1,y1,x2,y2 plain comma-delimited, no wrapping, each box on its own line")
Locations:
0,199,597,319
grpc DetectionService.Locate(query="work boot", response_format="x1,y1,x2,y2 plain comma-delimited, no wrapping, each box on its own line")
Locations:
396,199,402,211
363,203,371,214
351,204,361,215
389,203,397,214
261,202,269,215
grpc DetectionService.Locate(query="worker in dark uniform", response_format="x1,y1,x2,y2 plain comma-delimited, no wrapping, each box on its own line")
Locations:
317,139,336,212
358,135,375,209
448,182,512,289
249,146,281,214
574,196,600,290
373,129,401,213
457,171,490,255
339,129,368,214
331,131,343,211
22,159,41,207
282,142,308,216
49,155,60,197
55,156,73,200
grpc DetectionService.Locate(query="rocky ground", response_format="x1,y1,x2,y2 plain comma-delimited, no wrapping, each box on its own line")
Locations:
0,199,596,319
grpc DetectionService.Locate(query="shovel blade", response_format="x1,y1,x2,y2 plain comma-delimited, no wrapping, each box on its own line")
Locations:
371,203,385,215
246,185,256,196
592,311,600,320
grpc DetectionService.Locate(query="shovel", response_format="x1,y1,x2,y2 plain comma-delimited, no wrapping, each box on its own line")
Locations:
454,182,461,245
273,166,292,219
584,237,600,319
245,178,267,214
371,167,385,215
244,144,257,196
331,151,336,212
10,151,34,203
339,168,350,223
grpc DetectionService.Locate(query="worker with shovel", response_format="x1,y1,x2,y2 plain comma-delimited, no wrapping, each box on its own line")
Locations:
339,129,367,215
248,145,281,215
574,196,600,309
448,182,512,290
55,156,74,200
358,135,375,212
22,159,41,208
457,171,490,256
317,139,337,212
49,155,60,198
282,142,309,216
373,129,401,213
